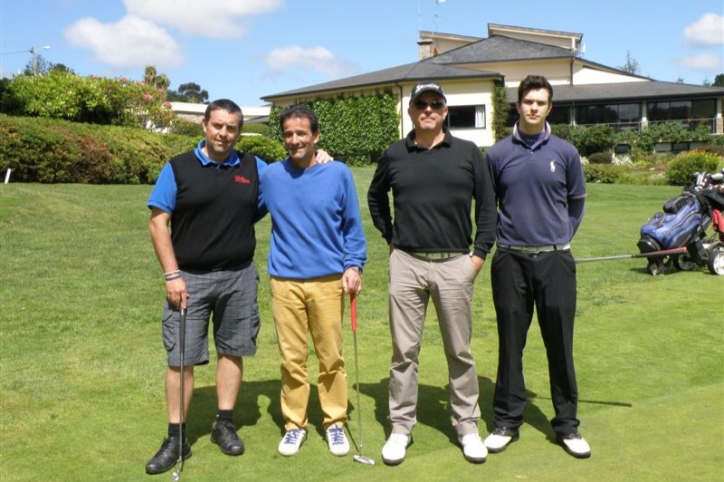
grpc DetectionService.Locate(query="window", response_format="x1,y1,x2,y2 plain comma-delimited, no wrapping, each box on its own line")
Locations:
648,99,716,132
575,103,640,126
446,105,485,129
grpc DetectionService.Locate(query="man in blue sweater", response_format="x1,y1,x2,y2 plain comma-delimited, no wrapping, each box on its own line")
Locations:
483,75,590,459
258,105,367,457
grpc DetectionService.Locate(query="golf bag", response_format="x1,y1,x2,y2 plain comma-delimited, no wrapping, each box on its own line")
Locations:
638,192,703,252
637,170,724,276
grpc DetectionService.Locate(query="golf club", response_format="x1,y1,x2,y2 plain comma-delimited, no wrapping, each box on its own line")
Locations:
171,306,186,482
575,246,688,263
350,296,375,466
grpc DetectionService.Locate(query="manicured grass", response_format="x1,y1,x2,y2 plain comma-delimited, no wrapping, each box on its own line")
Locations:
1,172,722,482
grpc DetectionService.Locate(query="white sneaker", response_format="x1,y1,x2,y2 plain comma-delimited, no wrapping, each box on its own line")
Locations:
381,433,411,466
326,425,350,456
484,427,519,453
460,433,487,463
557,432,591,458
278,429,307,456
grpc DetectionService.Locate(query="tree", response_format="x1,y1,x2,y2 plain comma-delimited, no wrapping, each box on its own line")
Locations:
22,54,52,76
50,63,75,74
618,50,640,74
143,65,170,91
713,74,724,87
167,82,209,103
21,56,75,76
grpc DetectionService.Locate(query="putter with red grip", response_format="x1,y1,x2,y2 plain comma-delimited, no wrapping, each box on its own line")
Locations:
350,296,375,466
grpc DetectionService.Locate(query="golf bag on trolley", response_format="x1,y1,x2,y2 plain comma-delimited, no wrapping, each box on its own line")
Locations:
637,170,724,276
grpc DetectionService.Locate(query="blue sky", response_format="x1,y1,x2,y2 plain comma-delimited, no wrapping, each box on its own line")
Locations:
1,0,722,106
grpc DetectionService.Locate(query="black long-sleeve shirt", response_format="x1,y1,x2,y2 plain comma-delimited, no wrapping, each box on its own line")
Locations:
367,129,497,259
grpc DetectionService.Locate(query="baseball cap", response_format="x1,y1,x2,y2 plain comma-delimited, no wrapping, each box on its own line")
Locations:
409,81,446,104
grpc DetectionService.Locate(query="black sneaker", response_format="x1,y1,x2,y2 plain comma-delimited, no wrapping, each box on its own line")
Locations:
210,419,244,455
145,436,191,475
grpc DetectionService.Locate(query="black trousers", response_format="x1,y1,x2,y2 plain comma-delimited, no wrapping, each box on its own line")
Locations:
490,248,580,435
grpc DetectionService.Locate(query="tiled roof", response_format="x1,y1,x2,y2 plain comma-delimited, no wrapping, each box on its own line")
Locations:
426,35,576,65
520,81,724,104
262,62,500,100
263,35,724,102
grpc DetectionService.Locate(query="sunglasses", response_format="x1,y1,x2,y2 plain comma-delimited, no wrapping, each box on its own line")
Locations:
414,100,445,110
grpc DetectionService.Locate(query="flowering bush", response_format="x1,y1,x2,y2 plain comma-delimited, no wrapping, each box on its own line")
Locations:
0,71,176,128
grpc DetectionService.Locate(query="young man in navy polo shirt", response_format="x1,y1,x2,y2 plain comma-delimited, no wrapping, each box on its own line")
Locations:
483,75,590,459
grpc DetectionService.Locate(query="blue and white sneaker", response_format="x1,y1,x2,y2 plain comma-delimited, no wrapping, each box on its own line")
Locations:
278,429,307,456
326,425,350,456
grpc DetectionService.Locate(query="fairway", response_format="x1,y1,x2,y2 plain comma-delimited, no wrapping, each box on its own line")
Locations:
1,172,722,482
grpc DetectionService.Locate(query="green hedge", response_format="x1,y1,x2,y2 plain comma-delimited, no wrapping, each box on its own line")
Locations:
269,92,399,165
0,114,286,184
0,115,175,183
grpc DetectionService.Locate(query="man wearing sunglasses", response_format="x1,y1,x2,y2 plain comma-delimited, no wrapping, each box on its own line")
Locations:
368,81,497,466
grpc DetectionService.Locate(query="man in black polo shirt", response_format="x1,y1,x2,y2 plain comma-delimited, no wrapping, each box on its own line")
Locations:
368,81,497,465
145,99,264,474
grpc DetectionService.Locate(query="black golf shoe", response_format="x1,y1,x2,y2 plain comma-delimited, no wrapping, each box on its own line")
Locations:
210,419,244,455
145,436,191,475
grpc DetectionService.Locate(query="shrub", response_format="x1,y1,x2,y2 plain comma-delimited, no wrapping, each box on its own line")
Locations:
170,118,203,138
243,123,271,136
238,135,287,163
587,152,613,164
0,114,170,183
665,150,721,186
700,143,724,157
0,72,174,128
583,164,625,184
707,135,724,147
549,123,572,141
568,124,616,157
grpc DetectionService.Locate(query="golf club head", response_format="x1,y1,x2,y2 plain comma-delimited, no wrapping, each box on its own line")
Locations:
353,454,375,465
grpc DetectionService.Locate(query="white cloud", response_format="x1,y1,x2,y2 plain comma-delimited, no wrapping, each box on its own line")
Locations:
265,45,359,79
674,52,724,73
683,13,724,47
123,0,284,39
64,16,184,69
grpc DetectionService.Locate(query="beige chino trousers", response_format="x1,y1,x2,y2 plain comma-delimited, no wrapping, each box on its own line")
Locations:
387,250,481,437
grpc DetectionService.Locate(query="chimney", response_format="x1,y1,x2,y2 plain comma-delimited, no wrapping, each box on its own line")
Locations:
417,38,434,60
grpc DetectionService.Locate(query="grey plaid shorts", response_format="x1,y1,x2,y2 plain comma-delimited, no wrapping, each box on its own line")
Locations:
162,262,261,366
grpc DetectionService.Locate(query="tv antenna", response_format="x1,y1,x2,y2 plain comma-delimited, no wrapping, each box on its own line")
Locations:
434,0,446,32
418,0,448,34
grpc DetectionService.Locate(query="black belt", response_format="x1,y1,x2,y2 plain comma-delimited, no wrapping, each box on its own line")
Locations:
182,260,251,274
497,243,570,254
406,251,465,261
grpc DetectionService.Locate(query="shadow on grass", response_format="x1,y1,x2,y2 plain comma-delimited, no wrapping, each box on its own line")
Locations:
183,380,334,445
354,376,554,445
354,376,603,446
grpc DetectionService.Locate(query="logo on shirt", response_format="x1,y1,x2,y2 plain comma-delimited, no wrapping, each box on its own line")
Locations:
234,175,251,184
550,160,556,173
